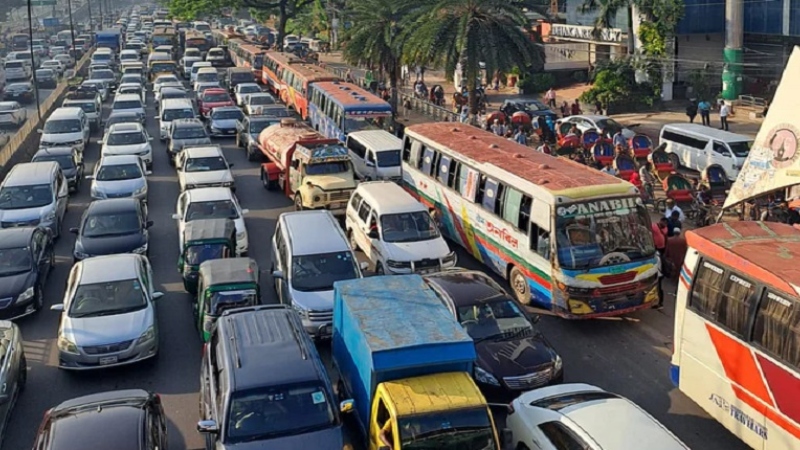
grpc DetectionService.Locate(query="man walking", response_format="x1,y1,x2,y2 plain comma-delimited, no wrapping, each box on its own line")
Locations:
719,101,731,131
698,99,711,126
544,87,556,108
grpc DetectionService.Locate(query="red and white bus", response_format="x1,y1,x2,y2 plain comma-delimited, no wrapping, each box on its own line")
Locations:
227,39,266,80
260,51,338,118
260,51,298,94
672,221,800,450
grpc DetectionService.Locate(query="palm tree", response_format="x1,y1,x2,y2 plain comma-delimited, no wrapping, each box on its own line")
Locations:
404,0,547,113
341,0,420,117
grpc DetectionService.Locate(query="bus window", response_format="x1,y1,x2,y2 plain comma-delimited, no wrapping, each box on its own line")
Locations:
530,224,550,259
753,290,800,367
402,137,413,162
482,178,499,212
691,261,756,336
501,188,523,226
421,147,435,175
437,155,452,185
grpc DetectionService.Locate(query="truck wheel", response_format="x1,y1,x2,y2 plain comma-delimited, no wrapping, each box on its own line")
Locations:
294,194,304,211
508,265,531,305
260,169,270,190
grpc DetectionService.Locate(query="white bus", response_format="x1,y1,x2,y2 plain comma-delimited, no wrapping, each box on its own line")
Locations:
401,122,659,318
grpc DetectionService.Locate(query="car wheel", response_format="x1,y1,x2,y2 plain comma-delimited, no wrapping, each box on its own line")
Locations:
348,229,359,251
508,265,531,305
376,262,385,275
294,194,304,211
34,284,43,311
246,145,259,162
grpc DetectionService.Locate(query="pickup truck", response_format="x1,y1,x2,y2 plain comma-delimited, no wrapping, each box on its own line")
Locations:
332,275,509,450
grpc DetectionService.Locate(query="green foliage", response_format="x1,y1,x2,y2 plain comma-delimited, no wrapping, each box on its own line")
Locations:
286,0,329,38
688,69,715,101
170,0,236,20
519,73,555,94
580,59,658,109
637,22,665,56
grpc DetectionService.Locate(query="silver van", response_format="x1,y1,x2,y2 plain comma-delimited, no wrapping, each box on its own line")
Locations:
156,98,195,140
0,162,68,238
270,210,366,340
346,130,403,182
38,107,90,155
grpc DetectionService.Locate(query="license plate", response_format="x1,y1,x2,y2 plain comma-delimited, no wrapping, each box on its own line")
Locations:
98,356,118,365
329,202,341,209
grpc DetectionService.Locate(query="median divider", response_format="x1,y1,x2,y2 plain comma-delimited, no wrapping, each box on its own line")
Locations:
0,51,92,180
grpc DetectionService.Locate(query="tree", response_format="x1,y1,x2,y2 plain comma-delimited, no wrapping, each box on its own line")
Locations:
286,0,329,39
404,0,547,113
169,0,236,20
238,0,315,46
341,0,418,117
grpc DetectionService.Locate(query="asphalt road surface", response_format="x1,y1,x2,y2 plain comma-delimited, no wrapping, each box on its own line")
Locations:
0,85,750,450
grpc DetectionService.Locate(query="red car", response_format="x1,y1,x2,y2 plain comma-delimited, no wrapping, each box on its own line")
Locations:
198,88,234,117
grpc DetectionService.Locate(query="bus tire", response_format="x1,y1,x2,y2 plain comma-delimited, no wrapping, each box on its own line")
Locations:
508,265,531,305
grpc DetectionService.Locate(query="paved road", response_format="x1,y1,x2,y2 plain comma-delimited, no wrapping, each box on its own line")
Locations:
0,85,750,450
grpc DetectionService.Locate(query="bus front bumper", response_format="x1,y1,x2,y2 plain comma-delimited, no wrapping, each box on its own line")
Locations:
556,282,658,319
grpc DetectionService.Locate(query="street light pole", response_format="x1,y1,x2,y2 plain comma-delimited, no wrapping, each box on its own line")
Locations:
26,0,42,121
66,0,76,60
87,0,94,32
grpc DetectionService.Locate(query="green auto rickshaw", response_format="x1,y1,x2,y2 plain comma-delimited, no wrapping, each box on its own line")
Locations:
179,218,237,294
195,258,261,341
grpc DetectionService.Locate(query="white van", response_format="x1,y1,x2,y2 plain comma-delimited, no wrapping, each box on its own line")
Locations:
345,181,456,275
91,48,115,66
659,123,752,181
346,130,403,182
157,98,196,140
270,210,366,340
190,61,212,83
38,107,90,154
4,60,31,81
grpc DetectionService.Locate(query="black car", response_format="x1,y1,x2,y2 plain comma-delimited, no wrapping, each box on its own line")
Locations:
0,321,26,439
36,69,58,89
500,99,558,121
0,227,54,319
32,147,84,192
71,198,152,261
236,115,285,161
3,82,34,104
423,270,563,398
32,390,167,450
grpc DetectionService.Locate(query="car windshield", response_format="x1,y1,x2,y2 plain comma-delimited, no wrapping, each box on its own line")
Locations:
93,54,111,61
197,73,218,82
0,104,18,112
82,211,141,237
208,50,223,57
186,200,238,220
121,76,141,83
69,102,97,113
380,211,439,243
230,73,253,83
108,131,146,146
173,126,207,139
399,408,496,450
239,85,261,94
204,93,230,103
521,101,548,111
212,110,243,120
119,87,142,96
729,141,752,157
594,118,622,134
226,382,336,443
186,243,227,265
163,109,194,121
114,100,143,111
69,279,147,318
456,298,533,341
305,161,349,176
43,119,82,133
249,120,275,134
151,63,175,73
262,108,291,118
0,184,53,209
555,198,655,269
156,76,179,85
0,248,32,275
33,154,75,169
96,163,142,181
107,116,139,128
208,289,256,315
185,156,227,172
249,95,274,106
376,150,401,167
93,70,114,79
291,251,359,292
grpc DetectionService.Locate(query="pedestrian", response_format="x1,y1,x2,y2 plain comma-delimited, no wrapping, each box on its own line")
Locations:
612,130,627,150
601,162,618,176
571,99,582,116
560,101,570,118
491,119,506,136
719,100,731,131
686,100,698,123
345,69,354,83
460,105,469,123
545,87,556,108
651,220,667,257
594,100,603,115
654,251,665,310
514,127,528,145
401,65,409,86
698,99,711,126
492,72,501,91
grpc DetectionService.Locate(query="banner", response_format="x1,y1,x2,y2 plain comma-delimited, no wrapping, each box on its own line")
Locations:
724,47,800,209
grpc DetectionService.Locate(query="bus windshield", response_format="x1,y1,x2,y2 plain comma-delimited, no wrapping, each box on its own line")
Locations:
399,407,496,450
555,198,654,269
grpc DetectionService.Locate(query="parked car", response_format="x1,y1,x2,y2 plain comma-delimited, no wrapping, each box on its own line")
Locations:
556,114,635,139
36,69,58,89
234,82,262,106
51,254,163,370
3,82,34,104
422,269,563,397
0,227,55,318
31,147,83,191
0,101,27,128
99,123,154,169
71,198,151,261
499,99,558,122
88,155,149,201
154,82,185,104
176,145,235,191
173,187,249,256
102,111,141,136
166,118,212,166
31,390,167,449
111,93,147,124
207,106,244,137
116,83,146,103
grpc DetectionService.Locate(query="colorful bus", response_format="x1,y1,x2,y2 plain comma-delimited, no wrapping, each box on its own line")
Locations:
671,221,800,450
184,30,210,55
309,81,392,142
211,28,242,47
261,51,300,94
401,122,658,317
228,39,266,80
277,62,338,119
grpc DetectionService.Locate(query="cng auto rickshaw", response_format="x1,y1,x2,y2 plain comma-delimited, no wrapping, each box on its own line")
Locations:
178,218,236,294
195,258,261,341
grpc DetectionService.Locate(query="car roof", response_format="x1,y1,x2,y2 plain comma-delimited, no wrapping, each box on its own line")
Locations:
355,181,426,214
202,88,228,95
0,101,20,109
423,270,506,306
211,106,241,113
173,118,204,127
347,130,402,152
184,145,224,157
87,198,140,215
50,107,83,118
186,187,234,202
77,254,142,284
571,114,615,123
100,154,142,165
4,162,58,186
249,92,273,98
114,94,143,102
281,211,349,256
108,111,140,118
109,123,144,133
661,123,752,141
0,227,35,248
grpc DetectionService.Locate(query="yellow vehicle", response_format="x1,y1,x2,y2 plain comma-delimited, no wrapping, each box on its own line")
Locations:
148,60,177,81
151,27,177,51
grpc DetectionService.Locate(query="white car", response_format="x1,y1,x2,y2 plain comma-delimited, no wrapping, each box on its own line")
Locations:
154,82,185,103
116,83,146,103
234,83,262,106
172,187,249,256
99,122,154,169
40,60,65,76
81,79,110,102
176,145,235,191
0,101,28,128
54,54,75,69
153,74,181,92
87,154,149,201
119,74,143,86
111,94,147,124
556,114,635,139
507,384,690,450
180,56,203,79
244,93,277,116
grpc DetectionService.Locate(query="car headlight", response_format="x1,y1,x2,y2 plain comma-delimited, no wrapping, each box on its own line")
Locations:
236,231,246,240
442,252,457,266
132,242,148,254
133,185,147,195
386,260,411,270
137,326,155,344
17,286,35,302
42,210,56,222
73,250,90,259
474,366,500,386
554,354,563,373
57,335,79,354
292,303,309,318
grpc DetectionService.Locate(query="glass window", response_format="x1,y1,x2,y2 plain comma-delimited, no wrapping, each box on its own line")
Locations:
538,421,589,450
518,196,532,233
421,147,435,176
717,272,757,336
0,184,53,209
380,212,440,243
0,248,32,275
753,290,800,369
291,251,360,292
357,202,371,222
82,211,141,237
502,188,523,225
402,137,413,162
437,155,452,184
96,163,142,181
482,178,499,212
397,408,496,450
69,279,147,318
690,260,730,321
185,156,228,172
349,193,362,210
186,200,239,220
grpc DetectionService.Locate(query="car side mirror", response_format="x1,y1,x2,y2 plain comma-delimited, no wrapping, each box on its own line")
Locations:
272,270,284,279
153,116,160,119
50,303,65,311
145,220,154,228
171,213,180,220
339,399,354,413
85,175,94,180
241,209,249,215
152,292,164,300
368,229,379,239
69,227,79,234
197,420,218,434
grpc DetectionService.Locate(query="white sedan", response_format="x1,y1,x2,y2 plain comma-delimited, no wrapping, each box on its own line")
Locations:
172,187,249,256
234,83,262,106
41,60,65,76
556,114,636,139
244,93,277,116
99,122,155,169
0,101,28,128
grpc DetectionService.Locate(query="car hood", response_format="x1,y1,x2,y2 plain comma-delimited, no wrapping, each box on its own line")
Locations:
42,132,83,144
0,206,47,223
62,167,78,178
76,231,145,256
475,332,557,378
209,118,239,129
0,271,34,299
64,307,152,346
383,238,450,262
224,425,344,450
103,143,150,155
183,171,234,185
172,138,212,149
305,175,356,191
94,178,146,195
290,288,334,312
202,101,233,110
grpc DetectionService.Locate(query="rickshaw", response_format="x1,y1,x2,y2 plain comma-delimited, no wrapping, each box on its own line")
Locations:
661,172,695,206
614,153,637,180
701,164,730,203
593,141,615,166
629,134,653,159
482,111,507,131
195,258,261,342
510,111,532,132
647,144,673,181
557,121,581,150
178,219,236,294
582,129,602,151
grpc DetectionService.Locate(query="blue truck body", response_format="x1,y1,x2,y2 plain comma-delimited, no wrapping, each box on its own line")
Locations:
95,29,122,51
332,275,476,434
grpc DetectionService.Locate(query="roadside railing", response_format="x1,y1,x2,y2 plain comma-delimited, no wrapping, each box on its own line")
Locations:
399,92,460,122
737,94,767,108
